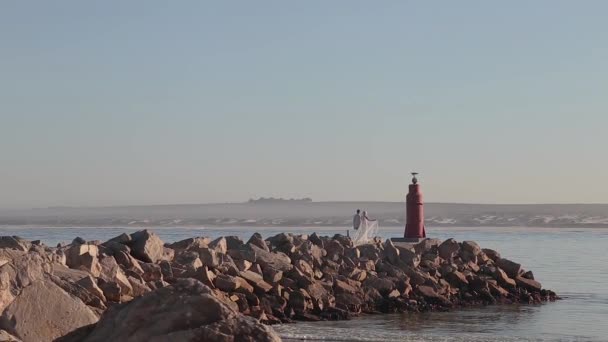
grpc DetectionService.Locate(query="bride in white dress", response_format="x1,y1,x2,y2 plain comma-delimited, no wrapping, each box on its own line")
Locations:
352,210,379,246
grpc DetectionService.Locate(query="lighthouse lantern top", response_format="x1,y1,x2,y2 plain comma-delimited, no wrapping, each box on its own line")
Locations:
411,172,419,184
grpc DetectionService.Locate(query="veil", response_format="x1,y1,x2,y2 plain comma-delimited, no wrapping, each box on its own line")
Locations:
352,211,379,246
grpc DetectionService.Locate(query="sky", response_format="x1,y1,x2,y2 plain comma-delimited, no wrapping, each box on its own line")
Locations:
1,1,607,209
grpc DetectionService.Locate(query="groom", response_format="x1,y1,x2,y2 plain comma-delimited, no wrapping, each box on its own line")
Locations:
353,209,361,231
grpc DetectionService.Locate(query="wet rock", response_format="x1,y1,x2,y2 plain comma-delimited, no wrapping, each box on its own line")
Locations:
0,279,98,342
129,230,164,263
76,279,280,342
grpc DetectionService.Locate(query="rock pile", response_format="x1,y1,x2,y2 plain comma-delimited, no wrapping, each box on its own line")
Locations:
0,231,557,341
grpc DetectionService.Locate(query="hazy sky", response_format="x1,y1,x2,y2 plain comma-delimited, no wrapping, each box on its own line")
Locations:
1,1,607,208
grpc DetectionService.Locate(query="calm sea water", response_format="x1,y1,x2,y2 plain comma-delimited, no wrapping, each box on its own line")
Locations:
1,225,606,342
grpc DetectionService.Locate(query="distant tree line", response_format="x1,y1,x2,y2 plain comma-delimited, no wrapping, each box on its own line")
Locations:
247,197,312,204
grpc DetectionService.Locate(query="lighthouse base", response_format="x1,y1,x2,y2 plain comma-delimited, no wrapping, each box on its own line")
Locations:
391,237,425,243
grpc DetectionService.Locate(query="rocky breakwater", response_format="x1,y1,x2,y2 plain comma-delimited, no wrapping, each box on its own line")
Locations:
0,232,557,342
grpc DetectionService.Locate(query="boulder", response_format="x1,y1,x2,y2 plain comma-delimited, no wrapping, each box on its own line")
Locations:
104,233,131,245
208,237,228,255
98,256,132,296
515,276,542,292
140,263,163,282
0,330,21,342
73,279,280,342
247,233,269,252
199,248,220,268
461,241,481,256
0,237,29,252
239,271,272,294
250,245,292,272
494,267,516,288
497,258,522,278
129,230,164,263
165,237,210,252
396,247,420,267
65,244,101,277
444,270,469,288
0,279,98,342
383,240,400,265
438,239,460,260
76,276,106,302
416,285,450,306
482,248,501,262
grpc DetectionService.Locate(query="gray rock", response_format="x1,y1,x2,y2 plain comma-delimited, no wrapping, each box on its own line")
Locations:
247,233,269,252
250,245,292,272
78,279,280,342
129,230,164,263
461,241,481,256
0,237,29,252
0,279,98,342
497,258,522,278
65,244,101,277
438,239,460,260
0,329,21,342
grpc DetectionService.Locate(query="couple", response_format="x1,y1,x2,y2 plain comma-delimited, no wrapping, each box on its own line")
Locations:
352,209,379,246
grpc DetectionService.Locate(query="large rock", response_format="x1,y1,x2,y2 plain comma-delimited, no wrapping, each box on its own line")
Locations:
247,233,269,252
166,237,210,252
0,330,21,342
497,258,522,278
461,241,481,256
0,279,98,342
74,279,280,342
0,237,29,252
65,244,101,277
98,256,132,296
515,276,542,292
250,245,292,272
438,239,460,260
129,230,164,263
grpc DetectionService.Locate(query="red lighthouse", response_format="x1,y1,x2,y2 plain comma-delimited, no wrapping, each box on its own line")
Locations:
404,172,426,240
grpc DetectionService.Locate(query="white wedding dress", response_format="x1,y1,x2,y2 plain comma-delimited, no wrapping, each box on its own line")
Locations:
352,212,379,246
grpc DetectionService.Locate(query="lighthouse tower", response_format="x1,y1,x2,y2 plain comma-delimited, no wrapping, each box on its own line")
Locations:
392,172,427,243
404,172,426,240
